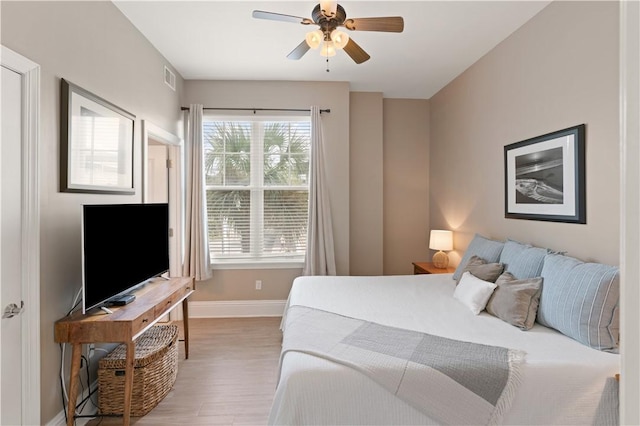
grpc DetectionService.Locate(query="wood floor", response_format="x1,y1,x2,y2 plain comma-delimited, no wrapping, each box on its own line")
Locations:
85,317,283,426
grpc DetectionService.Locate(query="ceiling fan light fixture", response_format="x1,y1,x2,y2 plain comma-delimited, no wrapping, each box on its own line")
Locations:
305,29,324,49
320,40,336,57
319,0,337,18
252,2,403,65
330,29,349,49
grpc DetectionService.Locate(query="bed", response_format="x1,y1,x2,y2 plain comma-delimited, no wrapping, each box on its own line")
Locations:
269,237,620,425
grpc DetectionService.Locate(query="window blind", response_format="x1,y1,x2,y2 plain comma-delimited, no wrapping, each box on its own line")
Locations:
203,117,310,263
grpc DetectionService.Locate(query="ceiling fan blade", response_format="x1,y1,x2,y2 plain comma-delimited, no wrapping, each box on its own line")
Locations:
344,17,404,32
287,40,311,60
343,38,370,64
252,10,314,25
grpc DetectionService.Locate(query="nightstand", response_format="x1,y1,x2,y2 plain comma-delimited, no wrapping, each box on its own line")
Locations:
412,262,455,275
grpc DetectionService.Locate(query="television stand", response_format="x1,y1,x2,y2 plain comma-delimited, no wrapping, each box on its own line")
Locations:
110,293,136,306
54,276,194,426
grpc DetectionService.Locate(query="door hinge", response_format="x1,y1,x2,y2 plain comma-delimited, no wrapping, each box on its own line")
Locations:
168,227,174,237
166,159,173,169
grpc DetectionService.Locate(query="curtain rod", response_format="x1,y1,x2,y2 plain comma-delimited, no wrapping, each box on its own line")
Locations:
180,107,330,113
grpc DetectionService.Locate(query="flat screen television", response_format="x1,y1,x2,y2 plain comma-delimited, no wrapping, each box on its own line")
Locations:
82,203,170,314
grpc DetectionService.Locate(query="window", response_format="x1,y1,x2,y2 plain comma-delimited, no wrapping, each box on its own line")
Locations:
203,115,310,265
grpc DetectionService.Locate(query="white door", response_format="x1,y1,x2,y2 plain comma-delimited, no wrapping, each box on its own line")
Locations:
147,142,169,203
0,45,40,426
1,64,24,426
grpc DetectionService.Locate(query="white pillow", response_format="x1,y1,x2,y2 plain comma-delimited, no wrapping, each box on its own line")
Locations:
454,271,497,315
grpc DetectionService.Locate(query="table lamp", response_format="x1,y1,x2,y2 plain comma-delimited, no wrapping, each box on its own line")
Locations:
429,230,453,269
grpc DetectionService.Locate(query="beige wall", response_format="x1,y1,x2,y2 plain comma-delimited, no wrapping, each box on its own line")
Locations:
1,2,184,423
429,1,619,266
183,80,350,301
187,89,430,298
383,99,430,274
350,92,384,275
191,268,303,301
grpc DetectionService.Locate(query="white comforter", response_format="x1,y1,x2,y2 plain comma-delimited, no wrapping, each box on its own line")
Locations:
269,274,620,425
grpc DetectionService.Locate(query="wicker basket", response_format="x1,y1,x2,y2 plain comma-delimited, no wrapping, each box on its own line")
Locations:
98,324,178,417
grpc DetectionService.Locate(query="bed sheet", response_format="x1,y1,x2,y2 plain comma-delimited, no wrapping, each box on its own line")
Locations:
269,274,620,425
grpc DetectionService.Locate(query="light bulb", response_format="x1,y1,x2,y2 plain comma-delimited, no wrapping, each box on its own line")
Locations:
320,41,336,57
320,0,337,18
305,29,323,50
330,29,349,49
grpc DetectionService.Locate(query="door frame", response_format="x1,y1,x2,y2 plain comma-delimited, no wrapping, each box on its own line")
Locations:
619,2,640,424
1,45,41,425
141,120,183,278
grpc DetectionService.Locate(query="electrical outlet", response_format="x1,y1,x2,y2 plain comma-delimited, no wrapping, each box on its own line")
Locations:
255,280,262,290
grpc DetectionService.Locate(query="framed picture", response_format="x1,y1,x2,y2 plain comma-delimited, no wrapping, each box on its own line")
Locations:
504,124,585,223
60,79,135,194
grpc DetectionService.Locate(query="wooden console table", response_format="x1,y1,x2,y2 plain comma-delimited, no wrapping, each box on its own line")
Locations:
54,276,195,426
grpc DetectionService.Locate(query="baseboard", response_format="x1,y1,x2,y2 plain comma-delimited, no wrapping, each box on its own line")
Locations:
189,299,286,318
46,380,98,426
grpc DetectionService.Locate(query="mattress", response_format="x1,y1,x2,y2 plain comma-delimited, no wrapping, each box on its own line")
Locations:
269,274,620,425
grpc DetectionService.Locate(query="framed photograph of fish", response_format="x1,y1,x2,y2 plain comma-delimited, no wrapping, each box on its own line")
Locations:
504,124,586,223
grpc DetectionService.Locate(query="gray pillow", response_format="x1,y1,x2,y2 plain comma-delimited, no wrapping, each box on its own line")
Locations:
537,253,619,352
456,255,504,284
486,272,543,330
499,239,549,279
452,234,504,281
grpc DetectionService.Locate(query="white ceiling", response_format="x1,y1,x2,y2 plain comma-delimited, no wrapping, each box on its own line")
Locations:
113,1,551,99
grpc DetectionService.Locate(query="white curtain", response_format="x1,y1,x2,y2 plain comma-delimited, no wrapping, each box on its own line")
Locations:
303,106,336,276
182,104,212,281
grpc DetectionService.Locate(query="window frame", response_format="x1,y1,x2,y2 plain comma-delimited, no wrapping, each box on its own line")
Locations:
203,113,310,269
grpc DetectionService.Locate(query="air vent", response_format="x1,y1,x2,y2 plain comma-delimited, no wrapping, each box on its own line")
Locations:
164,66,176,91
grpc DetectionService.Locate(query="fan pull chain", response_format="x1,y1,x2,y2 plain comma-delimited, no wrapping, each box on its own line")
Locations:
326,56,330,72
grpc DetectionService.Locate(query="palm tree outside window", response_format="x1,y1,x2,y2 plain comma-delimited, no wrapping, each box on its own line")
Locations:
203,115,310,264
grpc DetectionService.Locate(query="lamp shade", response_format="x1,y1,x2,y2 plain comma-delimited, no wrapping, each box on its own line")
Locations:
330,29,349,49
429,230,453,251
320,41,336,57
305,29,323,49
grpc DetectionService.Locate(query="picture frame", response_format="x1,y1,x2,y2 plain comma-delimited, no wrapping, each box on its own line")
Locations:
504,124,586,224
60,79,135,194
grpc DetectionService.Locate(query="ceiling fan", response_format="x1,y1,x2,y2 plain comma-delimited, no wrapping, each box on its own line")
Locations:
252,1,404,65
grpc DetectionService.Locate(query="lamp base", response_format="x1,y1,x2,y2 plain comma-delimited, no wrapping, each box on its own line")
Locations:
432,251,449,269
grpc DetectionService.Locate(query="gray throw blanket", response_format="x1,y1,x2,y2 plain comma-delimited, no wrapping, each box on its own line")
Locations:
593,377,619,426
281,305,525,425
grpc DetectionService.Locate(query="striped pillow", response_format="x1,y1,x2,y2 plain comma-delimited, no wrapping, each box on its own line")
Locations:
537,253,619,352
452,234,504,281
499,240,549,279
